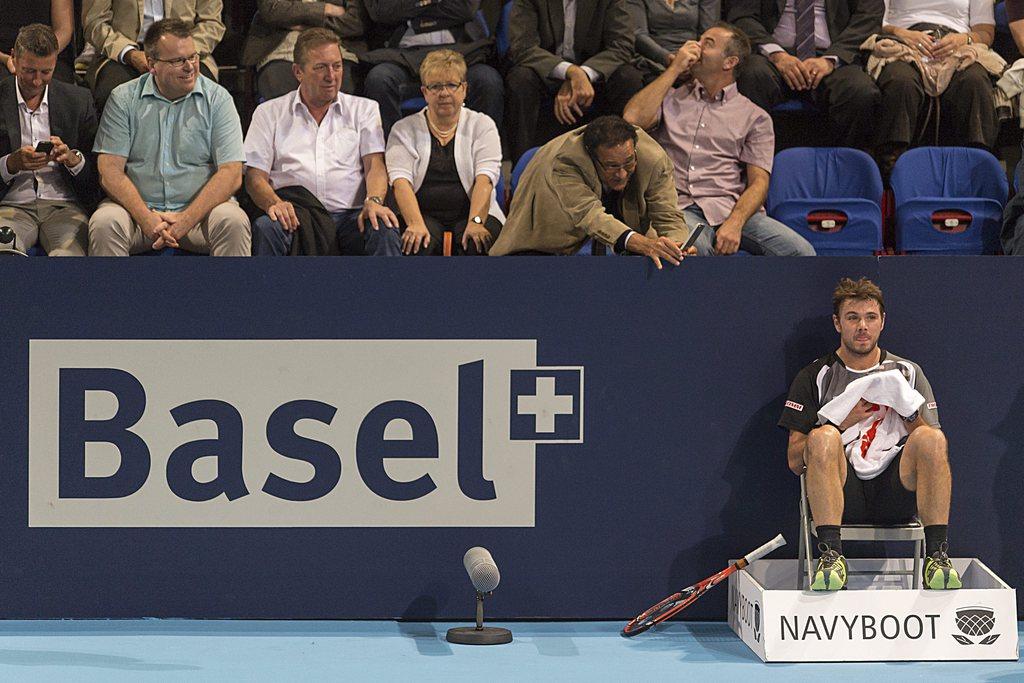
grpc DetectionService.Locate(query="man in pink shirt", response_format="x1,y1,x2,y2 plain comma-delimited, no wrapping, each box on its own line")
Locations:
624,22,815,256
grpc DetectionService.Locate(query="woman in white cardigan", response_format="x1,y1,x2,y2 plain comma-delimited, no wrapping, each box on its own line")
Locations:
385,49,505,256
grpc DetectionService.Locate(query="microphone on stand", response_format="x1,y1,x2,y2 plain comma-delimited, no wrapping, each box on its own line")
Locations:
446,547,513,645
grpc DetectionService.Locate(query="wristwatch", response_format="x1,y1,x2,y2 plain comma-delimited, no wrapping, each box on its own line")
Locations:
368,195,384,205
471,216,483,225
965,33,974,45
68,149,83,166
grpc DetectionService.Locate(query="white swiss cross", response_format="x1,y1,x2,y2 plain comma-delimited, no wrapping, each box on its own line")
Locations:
517,377,574,433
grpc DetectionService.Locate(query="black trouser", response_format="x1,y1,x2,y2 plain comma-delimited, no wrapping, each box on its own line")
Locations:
735,53,880,150
93,60,214,113
255,59,358,102
406,213,502,255
389,191,503,256
876,60,997,149
504,63,643,164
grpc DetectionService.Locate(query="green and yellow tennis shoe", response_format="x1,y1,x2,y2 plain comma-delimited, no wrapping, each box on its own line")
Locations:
923,543,962,590
810,546,848,591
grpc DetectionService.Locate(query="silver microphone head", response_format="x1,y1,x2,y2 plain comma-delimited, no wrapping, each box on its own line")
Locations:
463,546,500,593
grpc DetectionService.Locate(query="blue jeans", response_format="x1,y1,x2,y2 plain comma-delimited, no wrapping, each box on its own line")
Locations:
252,208,402,256
682,206,816,256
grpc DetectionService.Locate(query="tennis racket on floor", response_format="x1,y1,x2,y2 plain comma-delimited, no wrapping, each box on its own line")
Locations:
621,533,786,637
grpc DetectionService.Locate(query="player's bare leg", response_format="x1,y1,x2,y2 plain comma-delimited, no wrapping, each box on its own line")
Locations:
900,425,959,588
805,425,847,526
900,425,951,525
804,425,849,590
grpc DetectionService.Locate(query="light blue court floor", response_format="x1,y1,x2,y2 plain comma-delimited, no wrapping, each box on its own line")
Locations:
0,621,1019,681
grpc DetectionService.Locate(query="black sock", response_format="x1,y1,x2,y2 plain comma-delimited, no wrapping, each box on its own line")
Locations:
925,525,948,556
816,525,842,555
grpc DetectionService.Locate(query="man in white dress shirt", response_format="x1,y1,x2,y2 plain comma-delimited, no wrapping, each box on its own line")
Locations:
0,24,98,255
244,28,400,256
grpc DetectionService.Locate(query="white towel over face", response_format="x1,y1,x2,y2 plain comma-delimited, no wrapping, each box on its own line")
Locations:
817,369,926,480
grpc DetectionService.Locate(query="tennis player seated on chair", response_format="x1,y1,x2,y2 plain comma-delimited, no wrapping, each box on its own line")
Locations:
778,277,959,591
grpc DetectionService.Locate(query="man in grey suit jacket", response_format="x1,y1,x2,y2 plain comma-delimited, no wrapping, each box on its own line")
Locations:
0,25,97,255
728,0,882,148
506,0,643,163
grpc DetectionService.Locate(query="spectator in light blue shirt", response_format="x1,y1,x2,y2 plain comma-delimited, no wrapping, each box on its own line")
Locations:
88,18,250,256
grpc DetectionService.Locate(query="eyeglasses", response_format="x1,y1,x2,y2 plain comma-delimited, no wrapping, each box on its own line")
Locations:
423,81,465,94
151,52,200,69
593,153,638,173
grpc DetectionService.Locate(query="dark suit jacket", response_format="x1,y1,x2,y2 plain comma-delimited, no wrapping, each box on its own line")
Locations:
358,0,491,71
275,185,343,255
0,78,99,208
728,0,883,65
510,0,634,81
242,0,367,67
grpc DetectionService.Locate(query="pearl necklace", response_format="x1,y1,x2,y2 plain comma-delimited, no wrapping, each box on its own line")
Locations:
427,112,459,138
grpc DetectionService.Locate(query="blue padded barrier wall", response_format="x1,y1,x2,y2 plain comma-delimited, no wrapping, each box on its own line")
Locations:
0,257,1020,620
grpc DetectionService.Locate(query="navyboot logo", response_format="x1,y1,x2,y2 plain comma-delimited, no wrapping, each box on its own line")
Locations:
953,606,1000,646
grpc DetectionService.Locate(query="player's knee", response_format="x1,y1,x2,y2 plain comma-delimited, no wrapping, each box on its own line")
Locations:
806,426,842,464
909,425,948,464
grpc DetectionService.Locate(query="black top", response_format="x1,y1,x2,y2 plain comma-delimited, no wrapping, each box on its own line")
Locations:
415,122,470,227
0,5,73,67
1,6,50,53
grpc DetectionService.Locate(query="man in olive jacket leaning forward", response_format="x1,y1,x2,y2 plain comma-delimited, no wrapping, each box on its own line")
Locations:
489,115,695,268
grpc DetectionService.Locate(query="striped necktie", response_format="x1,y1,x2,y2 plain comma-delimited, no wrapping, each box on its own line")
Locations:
794,0,816,60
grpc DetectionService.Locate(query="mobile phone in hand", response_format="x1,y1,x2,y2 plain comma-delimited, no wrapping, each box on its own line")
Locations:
681,223,705,252
35,141,54,154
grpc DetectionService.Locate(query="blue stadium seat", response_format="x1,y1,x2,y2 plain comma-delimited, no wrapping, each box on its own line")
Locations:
772,99,817,114
497,1,514,58
399,96,427,115
509,146,540,197
890,147,1008,254
996,2,1009,34
495,174,505,211
575,239,614,256
134,247,184,256
766,147,883,255
400,10,490,115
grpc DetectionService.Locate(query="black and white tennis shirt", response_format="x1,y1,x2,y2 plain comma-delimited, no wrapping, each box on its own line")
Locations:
779,350,941,436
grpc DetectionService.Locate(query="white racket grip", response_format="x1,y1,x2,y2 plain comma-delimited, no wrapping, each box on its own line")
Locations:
743,533,786,565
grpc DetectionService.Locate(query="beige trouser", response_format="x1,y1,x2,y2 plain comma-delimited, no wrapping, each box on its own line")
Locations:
88,199,251,256
0,199,88,256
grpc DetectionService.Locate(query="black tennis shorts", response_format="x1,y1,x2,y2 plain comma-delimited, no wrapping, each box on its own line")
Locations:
841,450,918,524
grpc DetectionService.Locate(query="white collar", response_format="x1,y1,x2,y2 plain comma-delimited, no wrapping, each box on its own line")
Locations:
15,80,49,111
291,89,344,118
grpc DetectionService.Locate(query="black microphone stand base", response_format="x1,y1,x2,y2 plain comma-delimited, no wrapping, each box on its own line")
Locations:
445,626,512,645
446,591,512,645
